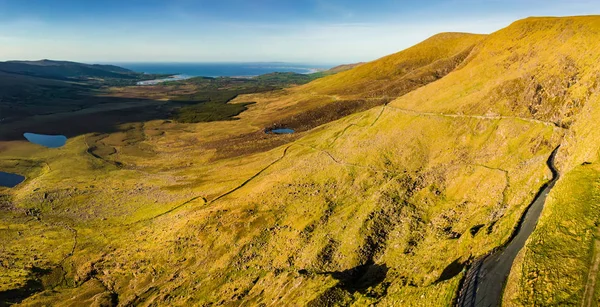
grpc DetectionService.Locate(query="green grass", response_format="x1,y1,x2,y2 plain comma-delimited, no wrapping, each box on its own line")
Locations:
504,164,600,306
3,16,600,307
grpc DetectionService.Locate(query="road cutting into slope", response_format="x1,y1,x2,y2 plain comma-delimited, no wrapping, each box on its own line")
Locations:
457,146,560,307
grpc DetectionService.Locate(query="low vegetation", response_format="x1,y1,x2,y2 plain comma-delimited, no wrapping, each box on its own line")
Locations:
2,15,600,307
504,164,600,305
175,101,256,123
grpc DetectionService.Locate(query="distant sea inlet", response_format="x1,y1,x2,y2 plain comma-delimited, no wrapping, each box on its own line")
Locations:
114,62,334,78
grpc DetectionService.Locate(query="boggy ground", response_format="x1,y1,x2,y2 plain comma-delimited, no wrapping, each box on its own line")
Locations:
2,16,600,307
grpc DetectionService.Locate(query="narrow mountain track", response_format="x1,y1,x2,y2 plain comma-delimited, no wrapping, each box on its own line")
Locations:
328,104,386,147
385,105,563,129
56,223,78,286
456,146,560,307
125,102,553,227
314,94,562,128
209,144,294,205
128,195,207,225
126,145,295,225
83,135,119,167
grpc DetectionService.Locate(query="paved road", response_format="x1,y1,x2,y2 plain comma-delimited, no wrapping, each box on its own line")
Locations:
457,146,560,307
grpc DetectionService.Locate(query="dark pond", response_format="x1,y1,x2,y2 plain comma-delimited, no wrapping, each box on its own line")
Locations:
0,172,25,188
268,128,295,134
23,133,67,148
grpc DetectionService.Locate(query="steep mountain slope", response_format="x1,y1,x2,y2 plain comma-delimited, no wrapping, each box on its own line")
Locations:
301,32,485,98
495,17,600,306
391,17,599,128
2,16,600,307
146,33,486,162
228,32,485,132
387,16,600,305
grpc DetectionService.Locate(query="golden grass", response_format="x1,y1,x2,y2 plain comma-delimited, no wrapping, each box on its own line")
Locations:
2,15,600,306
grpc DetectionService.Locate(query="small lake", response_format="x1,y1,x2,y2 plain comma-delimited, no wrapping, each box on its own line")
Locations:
0,172,25,188
24,133,67,148
137,74,193,86
268,128,295,134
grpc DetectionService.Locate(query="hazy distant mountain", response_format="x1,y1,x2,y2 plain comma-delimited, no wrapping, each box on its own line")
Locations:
325,62,365,74
0,59,138,80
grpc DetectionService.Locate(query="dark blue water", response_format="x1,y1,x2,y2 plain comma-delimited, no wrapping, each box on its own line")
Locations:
24,133,67,148
114,62,332,77
268,128,295,134
0,172,25,188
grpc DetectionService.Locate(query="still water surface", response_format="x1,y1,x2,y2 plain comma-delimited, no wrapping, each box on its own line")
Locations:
24,133,67,148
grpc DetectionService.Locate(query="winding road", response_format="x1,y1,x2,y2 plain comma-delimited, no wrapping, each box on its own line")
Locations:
457,146,560,307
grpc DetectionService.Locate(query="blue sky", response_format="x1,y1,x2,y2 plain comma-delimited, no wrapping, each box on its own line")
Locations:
0,0,598,63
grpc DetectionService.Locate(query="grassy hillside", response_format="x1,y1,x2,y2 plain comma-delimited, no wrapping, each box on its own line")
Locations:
301,32,485,98
227,32,486,134
2,16,600,307
497,16,600,307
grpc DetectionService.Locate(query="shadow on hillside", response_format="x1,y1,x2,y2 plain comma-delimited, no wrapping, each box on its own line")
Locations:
436,258,466,283
0,266,51,305
322,261,389,294
0,96,175,142
305,262,389,306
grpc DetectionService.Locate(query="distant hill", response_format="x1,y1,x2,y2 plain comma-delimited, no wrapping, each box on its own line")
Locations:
250,66,360,86
0,59,138,80
0,60,160,121
0,59,357,122
253,72,320,86
0,71,87,120
325,62,365,74
245,63,363,86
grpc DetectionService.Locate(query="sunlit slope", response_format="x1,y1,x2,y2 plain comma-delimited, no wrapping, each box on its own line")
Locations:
391,16,600,128
495,17,600,307
9,107,561,306
378,16,600,306
5,16,600,307
229,32,485,131
301,32,485,98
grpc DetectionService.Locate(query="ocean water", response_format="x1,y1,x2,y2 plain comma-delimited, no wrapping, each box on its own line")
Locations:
114,62,333,77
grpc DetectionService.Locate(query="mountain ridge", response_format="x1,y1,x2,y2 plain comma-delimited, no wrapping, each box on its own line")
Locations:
2,15,600,307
